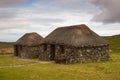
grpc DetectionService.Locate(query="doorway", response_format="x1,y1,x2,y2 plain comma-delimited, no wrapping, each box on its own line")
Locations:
50,44,56,60
14,45,19,56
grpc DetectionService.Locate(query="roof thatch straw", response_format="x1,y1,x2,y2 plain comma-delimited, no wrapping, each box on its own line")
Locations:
15,32,43,46
43,24,108,47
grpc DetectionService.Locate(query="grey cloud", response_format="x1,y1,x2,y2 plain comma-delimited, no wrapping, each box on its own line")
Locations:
0,8,31,19
0,7,65,25
0,11,65,37
90,0,120,23
0,0,26,7
1,0,119,42
88,23,120,36
0,17,65,33
0,8,18,19
33,0,95,13
29,18,64,24
0,21,29,30
0,33,24,42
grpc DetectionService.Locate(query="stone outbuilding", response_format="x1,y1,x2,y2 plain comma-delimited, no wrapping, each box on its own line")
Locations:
39,24,110,64
14,32,43,58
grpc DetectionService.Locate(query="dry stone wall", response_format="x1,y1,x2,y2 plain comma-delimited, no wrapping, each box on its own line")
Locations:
20,46,42,59
55,45,110,64
39,44,110,64
39,45,51,61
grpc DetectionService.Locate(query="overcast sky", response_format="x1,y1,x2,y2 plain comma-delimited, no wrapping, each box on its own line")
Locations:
0,0,120,42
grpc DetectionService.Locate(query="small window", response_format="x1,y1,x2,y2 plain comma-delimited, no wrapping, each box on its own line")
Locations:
44,44,47,51
60,45,65,54
20,45,22,50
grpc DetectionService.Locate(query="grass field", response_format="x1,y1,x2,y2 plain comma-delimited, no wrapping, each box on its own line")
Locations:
0,54,37,66
0,35,120,80
104,34,120,52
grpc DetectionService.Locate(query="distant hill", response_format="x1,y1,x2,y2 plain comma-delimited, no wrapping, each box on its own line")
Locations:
0,42,14,53
0,42,14,49
104,34,120,52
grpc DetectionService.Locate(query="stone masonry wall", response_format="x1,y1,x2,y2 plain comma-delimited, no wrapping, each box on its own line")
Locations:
55,46,110,64
39,44,110,64
20,46,42,59
39,45,51,61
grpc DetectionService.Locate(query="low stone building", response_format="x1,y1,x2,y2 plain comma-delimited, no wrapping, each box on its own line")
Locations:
39,24,110,64
14,32,43,58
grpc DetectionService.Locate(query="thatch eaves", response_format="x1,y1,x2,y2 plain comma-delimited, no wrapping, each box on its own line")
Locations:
15,32,43,46
43,24,108,47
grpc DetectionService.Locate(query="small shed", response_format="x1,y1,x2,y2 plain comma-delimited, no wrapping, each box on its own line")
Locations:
39,24,110,63
14,32,43,58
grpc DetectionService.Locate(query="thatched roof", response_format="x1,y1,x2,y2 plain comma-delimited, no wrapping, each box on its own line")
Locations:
15,32,43,46
43,24,108,47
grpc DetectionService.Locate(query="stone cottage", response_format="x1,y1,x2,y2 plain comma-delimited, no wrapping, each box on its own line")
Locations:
39,24,110,64
14,32,43,58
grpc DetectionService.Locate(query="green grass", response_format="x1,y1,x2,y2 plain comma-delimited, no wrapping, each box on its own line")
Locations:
0,54,37,66
0,53,120,80
104,34,120,52
0,35,120,80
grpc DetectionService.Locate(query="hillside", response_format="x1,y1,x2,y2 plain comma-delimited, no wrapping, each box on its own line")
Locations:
104,34,120,52
0,42,14,53
0,42,14,49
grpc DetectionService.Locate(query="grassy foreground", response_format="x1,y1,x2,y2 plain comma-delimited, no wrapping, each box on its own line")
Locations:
0,54,37,66
0,52,120,80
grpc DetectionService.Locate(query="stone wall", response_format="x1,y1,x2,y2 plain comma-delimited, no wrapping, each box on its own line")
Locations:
39,44,110,64
55,45,110,64
16,46,42,59
39,45,51,61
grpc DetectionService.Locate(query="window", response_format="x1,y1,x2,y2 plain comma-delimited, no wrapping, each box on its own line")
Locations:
20,45,22,50
14,45,18,56
60,45,65,54
50,44,55,60
44,44,47,51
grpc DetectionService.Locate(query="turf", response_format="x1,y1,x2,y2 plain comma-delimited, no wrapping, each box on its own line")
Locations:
104,34,120,52
0,54,36,66
0,53,120,80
